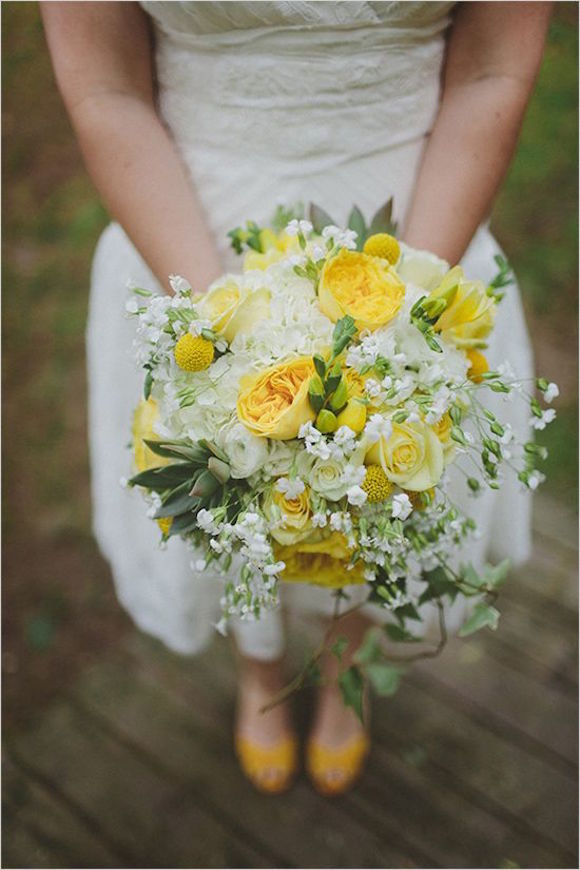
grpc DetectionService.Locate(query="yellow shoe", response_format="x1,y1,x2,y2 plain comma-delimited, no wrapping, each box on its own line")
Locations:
234,734,298,795
306,733,370,796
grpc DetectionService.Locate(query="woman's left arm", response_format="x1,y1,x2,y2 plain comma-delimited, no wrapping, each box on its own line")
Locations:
403,1,552,264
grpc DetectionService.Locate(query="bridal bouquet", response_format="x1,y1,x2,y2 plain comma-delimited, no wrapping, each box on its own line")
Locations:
126,202,557,709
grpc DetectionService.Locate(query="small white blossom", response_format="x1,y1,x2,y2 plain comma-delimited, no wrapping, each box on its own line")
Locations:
275,477,305,499
188,319,212,337
169,275,191,295
311,512,328,528
527,470,546,490
391,493,413,520
346,485,368,507
544,382,559,403
365,414,393,444
286,219,312,236
531,409,556,431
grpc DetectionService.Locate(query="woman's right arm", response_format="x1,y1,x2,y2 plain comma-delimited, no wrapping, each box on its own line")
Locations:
41,1,222,292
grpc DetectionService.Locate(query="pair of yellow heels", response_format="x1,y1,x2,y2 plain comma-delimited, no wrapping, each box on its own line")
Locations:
234,731,369,796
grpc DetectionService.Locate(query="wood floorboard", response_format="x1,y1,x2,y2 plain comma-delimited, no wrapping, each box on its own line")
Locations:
4,495,577,869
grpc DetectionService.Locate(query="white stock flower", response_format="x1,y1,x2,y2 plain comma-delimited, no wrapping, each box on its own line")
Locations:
169,275,192,295
531,409,556,431
391,493,413,520
276,477,306,499
346,485,368,507
364,414,393,445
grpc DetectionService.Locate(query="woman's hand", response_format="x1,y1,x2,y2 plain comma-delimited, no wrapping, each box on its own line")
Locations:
403,1,552,265
41,2,222,292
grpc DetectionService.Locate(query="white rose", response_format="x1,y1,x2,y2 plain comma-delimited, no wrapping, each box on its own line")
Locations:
297,452,349,502
397,243,449,292
220,422,269,479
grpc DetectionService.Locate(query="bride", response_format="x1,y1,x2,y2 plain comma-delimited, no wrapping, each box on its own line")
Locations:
42,1,551,796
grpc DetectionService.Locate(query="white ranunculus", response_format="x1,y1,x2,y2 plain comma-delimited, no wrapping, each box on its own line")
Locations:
397,243,449,292
219,422,269,479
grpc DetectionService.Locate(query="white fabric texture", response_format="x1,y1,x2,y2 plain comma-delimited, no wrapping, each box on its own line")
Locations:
87,1,533,658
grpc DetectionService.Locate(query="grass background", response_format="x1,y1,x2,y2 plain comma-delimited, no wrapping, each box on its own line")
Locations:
2,3,578,728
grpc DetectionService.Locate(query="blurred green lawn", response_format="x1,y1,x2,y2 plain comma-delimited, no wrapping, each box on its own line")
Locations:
2,3,578,727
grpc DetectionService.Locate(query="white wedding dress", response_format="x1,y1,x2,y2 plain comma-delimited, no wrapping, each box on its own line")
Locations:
87,1,533,659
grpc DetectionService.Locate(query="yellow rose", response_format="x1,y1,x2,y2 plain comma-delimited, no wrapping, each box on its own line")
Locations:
237,357,315,439
132,398,169,473
198,280,240,333
198,282,270,342
429,266,496,349
243,231,300,271
275,531,367,588
319,249,405,332
366,420,444,491
431,412,456,465
264,485,312,546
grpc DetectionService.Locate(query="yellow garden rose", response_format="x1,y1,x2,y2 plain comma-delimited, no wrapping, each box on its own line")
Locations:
132,398,169,473
429,266,496,349
264,485,312,546
237,357,315,439
366,420,444,491
275,531,367,588
319,249,405,332
198,281,270,342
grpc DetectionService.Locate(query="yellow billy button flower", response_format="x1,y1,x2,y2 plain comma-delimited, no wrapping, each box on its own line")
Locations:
362,464,394,503
363,233,401,265
466,348,489,383
156,517,173,536
336,399,367,434
174,334,214,372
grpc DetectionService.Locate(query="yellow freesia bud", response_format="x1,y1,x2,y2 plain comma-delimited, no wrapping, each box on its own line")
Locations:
466,349,489,383
336,399,367,434
316,409,338,434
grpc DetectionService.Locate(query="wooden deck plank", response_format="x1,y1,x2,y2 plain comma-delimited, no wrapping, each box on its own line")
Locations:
415,638,578,767
6,703,277,869
75,658,415,869
2,755,121,869
126,633,577,865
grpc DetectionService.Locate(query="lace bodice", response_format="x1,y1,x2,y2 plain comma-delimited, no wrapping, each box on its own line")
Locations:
139,1,455,259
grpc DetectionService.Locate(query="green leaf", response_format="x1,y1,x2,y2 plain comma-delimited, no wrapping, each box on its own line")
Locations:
353,626,382,665
129,464,195,491
167,512,201,536
365,662,403,697
483,558,511,589
190,469,220,499
308,203,336,234
313,354,327,379
347,206,367,250
384,623,422,643
154,482,199,519
143,439,207,464
338,666,365,722
143,369,153,401
330,636,349,661
458,602,500,637
369,197,397,236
